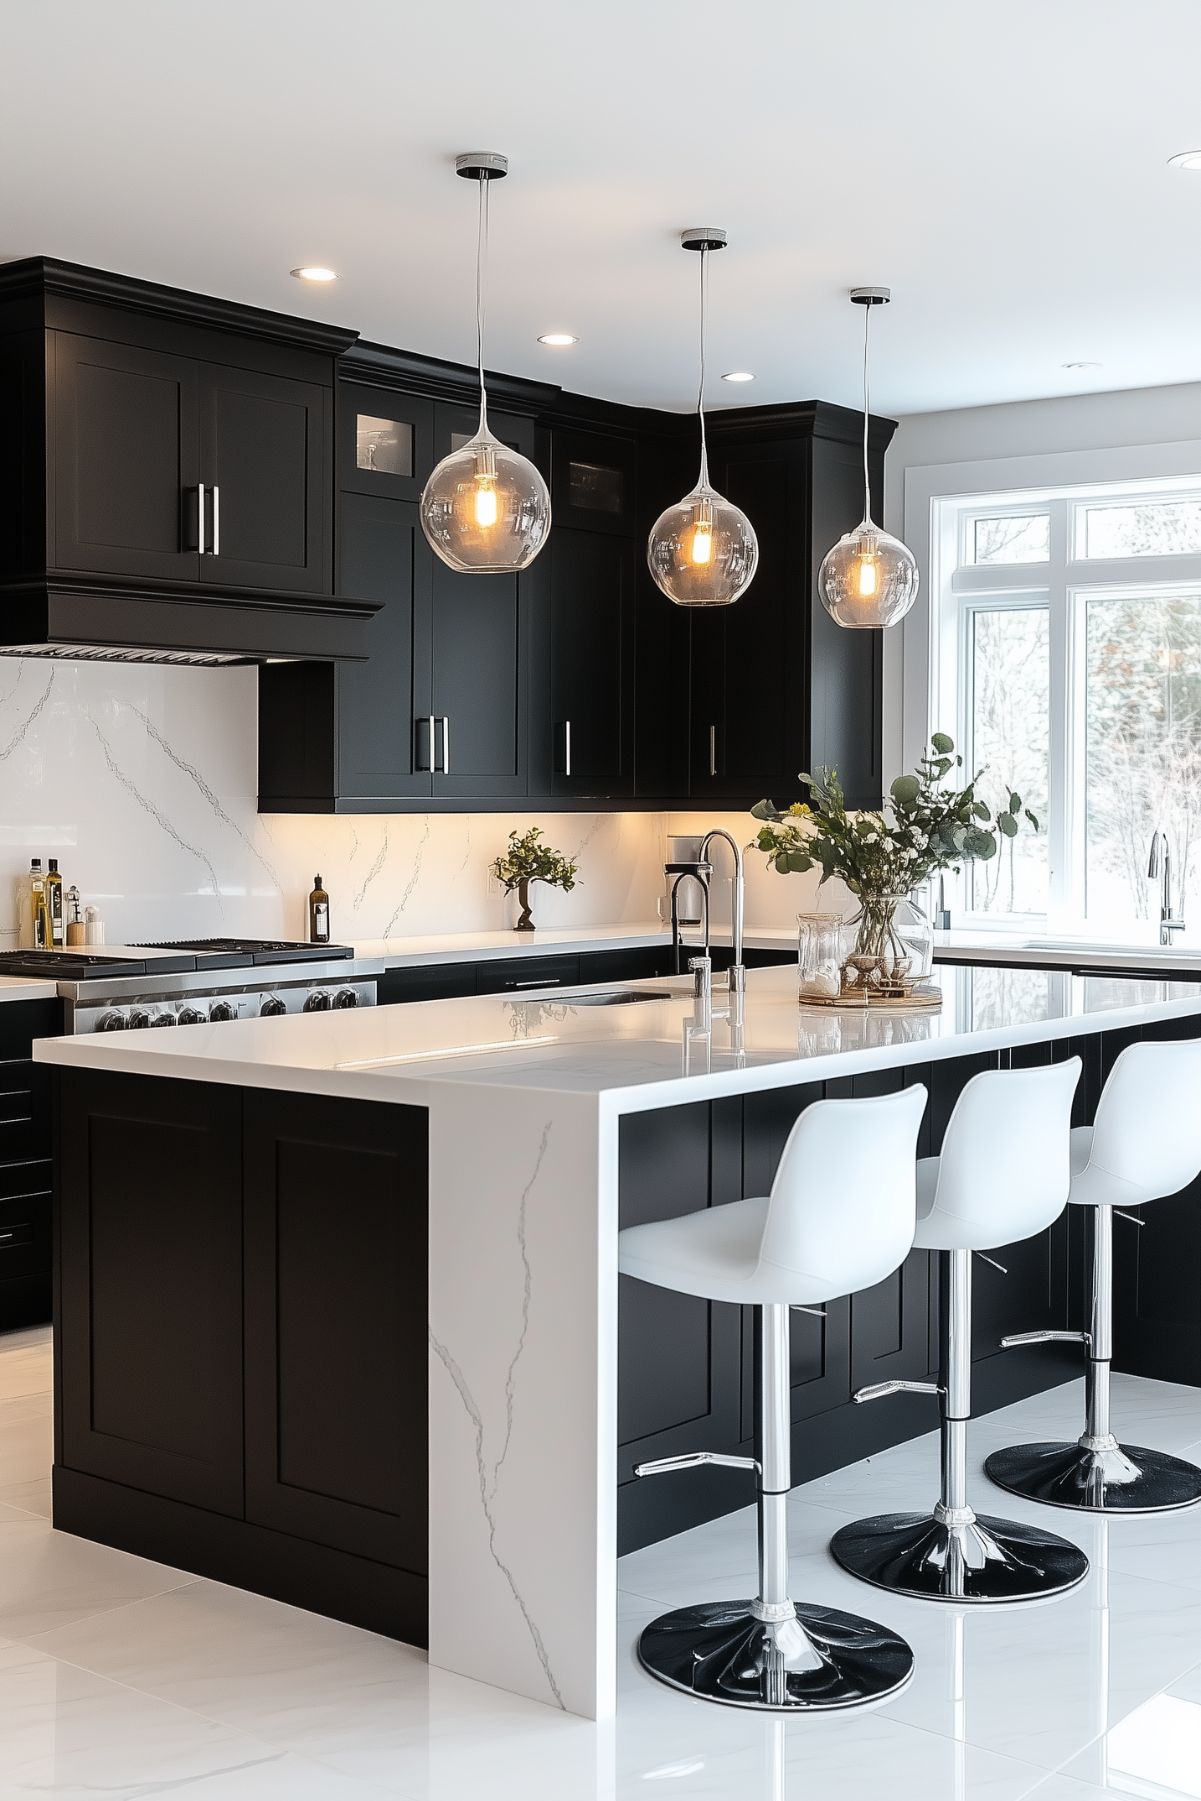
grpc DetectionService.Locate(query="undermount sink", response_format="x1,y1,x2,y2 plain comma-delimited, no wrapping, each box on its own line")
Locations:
554,990,666,1006
1019,939,1177,957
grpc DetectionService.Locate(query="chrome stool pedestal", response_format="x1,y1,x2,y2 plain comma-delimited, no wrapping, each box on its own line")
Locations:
635,1305,915,1711
986,1204,1201,1514
832,1250,1090,1603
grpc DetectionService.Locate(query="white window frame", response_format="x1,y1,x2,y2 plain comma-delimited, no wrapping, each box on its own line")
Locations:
902,442,1201,934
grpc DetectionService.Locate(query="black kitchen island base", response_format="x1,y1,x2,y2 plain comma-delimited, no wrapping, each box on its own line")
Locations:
50,1007,1201,1638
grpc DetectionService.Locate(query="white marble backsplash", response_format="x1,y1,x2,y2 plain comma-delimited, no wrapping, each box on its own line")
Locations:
0,660,668,945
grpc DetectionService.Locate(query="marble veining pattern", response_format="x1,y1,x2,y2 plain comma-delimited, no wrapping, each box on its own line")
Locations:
5,1328,1201,1798
0,660,670,943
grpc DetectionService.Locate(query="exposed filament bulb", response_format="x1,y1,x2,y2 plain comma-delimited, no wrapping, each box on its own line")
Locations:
857,552,880,599
474,479,499,529
690,495,715,565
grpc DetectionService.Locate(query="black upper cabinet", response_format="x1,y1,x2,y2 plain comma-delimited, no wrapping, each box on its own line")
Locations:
535,528,635,798
200,363,329,592
340,382,433,502
685,405,891,810
552,426,637,536
423,403,537,799
0,258,368,664
51,334,201,582
53,339,331,594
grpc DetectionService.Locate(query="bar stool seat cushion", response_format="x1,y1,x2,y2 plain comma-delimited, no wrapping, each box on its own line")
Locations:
619,1196,835,1307
1067,1124,1177,1209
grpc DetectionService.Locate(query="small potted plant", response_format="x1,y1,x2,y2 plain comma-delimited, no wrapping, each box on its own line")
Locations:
751,734,1038,998
492,827,580,932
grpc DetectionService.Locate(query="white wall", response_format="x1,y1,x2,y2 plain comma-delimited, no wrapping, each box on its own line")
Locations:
0,661,666,946
882,377,1201,780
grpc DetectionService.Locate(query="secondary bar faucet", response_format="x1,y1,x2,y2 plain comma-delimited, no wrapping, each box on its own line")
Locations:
700,828,747,993
1148,829,1185,946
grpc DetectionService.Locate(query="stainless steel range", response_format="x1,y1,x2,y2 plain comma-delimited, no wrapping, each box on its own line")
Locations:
0,939,382,1034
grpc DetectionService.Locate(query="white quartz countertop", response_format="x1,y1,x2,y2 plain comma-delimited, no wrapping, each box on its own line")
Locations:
349,922,796,965
0,975,59,1005
35,961,1201,1115
933,929,1201,974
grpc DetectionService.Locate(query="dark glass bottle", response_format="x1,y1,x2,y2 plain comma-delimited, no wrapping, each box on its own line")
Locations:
308,875,330,944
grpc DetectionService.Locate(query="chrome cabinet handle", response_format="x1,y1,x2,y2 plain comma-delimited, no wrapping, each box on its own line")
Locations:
416,715,436,773
440,716,450,774
195,482,206,553
709,724,717,778
561,719,572,777
211,485,220,556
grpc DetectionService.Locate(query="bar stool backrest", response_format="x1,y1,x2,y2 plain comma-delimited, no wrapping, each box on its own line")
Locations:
929,1058,1081,1247
1089,1039,1201,1203
758,1084,927,1298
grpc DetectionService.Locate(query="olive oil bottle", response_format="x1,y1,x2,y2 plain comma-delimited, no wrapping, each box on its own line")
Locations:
308,875,330,944
45,858,65,948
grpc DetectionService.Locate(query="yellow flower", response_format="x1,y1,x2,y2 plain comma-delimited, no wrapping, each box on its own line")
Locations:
788,802,811,817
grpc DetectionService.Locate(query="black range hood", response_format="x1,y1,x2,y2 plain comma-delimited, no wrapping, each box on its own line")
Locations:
0,257,376,665
0,574,378,667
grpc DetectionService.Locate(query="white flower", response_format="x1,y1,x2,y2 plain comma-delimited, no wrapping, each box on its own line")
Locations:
863,831,879,844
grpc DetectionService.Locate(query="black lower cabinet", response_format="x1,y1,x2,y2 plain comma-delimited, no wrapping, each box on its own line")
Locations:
57,1073,244,1515
243,1091,426,1570
54,1071,428,1646
0,998,60,1331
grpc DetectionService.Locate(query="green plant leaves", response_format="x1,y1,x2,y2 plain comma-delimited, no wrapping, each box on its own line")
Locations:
890,774,921,805
930,731,955,754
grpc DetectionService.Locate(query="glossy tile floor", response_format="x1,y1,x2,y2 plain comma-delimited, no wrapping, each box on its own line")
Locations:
1,1327,1199,1799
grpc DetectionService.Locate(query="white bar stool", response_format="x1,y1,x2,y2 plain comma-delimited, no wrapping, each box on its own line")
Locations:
831,1059,1090,1603
986,1038,1201,1513
618,1083,926,1712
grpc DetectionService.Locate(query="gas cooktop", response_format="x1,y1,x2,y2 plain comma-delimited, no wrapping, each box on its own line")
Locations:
0,939,354,980
133,938,355,968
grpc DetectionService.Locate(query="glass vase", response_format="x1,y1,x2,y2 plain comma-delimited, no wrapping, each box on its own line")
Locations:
797,912,845,1001
841,891,933,998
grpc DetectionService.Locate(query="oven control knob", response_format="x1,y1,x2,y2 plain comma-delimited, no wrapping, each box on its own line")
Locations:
177,1006,206,1026
333,988,359,1009
127,1009,152,1030
96,1010,126,1032
150,1011,177,1027
304,990,332,1013
260,996,287,1018
209,1001,237,1023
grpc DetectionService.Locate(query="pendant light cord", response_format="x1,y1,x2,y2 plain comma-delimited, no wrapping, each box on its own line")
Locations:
861,300,872,523
476,175,490,433
697,243,710,489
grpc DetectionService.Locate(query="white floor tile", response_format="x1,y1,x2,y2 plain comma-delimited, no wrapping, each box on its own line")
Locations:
0,1325,52,1401
0,1476,52,1518
0,1638,398,1799
1,1319,1198,1799
0,1513,193,1638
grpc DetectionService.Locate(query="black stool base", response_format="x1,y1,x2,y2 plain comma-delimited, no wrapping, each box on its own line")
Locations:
986,1440,1201,1514
636,1599,914,1712
830,1509,1089,1603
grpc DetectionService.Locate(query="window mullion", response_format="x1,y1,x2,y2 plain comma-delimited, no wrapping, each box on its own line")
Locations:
1046,501,1073,924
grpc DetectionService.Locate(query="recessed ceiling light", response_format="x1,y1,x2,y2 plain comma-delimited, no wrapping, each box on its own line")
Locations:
290,266,337,283
1168,150,1201,170
721,370,755,383
1062,360,1102,371
537,332,578,347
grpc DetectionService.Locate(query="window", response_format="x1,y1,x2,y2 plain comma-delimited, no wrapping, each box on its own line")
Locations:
936,475,1201,937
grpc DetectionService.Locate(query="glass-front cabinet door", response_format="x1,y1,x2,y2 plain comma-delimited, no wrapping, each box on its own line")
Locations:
338,382,432,501
551,425,637,536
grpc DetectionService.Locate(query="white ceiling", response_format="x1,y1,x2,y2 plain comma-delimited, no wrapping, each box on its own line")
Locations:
6,0,1201,417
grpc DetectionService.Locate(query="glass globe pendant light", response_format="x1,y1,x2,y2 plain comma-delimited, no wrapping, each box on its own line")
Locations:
420,153,551,573
818,287,918,628
647,229,758,607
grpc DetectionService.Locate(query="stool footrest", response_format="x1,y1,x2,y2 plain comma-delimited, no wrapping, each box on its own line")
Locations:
853,1379,939,1405
634,1451,760,1480
999,1329,1087,1349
